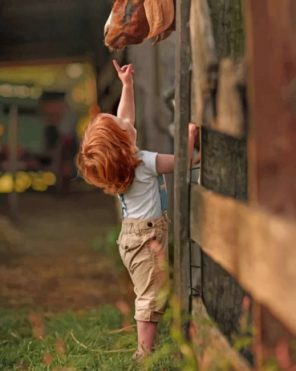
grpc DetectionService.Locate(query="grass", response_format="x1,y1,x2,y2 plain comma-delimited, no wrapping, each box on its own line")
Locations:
0,305,187,371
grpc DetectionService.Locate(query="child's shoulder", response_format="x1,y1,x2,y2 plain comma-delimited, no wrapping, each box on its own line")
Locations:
137,149,157,161
136,150,158,176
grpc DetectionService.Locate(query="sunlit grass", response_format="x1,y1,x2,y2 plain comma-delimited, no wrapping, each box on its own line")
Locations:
0,306,183,370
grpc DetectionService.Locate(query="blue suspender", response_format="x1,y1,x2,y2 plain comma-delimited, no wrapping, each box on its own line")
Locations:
119,193,128,218
157,175,168,215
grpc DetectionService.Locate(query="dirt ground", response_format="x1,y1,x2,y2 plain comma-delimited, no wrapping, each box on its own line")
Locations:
0,186,133,312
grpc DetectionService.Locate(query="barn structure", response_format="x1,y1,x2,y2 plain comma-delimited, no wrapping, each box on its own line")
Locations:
1,0,296,369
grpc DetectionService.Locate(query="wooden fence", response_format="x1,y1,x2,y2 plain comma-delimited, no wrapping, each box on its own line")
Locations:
174,0,296,368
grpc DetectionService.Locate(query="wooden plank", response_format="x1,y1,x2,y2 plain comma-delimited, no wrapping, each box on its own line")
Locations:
190,0,217,127
200,128,247,337
192,0,247,338
190,0,246,138
174,0,191,322
215,58,246,138
190,298,251,371
246,0,296,219
207,0,245,59
245,0,296,365
190,184,296,335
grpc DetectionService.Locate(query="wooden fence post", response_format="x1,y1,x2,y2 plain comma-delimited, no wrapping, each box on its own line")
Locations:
174,0,191,327
198,0,247,338
246,0,296,367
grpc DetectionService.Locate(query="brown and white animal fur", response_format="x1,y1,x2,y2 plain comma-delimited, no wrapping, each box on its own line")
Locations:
104,0,175,50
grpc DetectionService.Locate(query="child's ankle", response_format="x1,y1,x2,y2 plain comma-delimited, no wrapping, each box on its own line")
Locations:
137,343,154,355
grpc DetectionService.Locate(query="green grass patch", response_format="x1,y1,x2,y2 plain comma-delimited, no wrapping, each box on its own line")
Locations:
91,226,123,271
0,305,185,370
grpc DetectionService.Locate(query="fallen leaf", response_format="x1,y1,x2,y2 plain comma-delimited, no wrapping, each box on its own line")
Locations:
55,338,66,356
42,352,53,366
28,312,45,339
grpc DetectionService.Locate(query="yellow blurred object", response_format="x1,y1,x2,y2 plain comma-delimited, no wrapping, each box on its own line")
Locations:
0,173,14,193
14,172,32,193
77,115,89,138
31,177,48,192
42,172,56,186
0,171,57,193
77,104,101,138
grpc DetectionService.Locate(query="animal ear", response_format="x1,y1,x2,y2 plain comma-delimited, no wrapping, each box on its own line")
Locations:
143,0,175,40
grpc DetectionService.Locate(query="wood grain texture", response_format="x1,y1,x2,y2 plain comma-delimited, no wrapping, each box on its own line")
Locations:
190,184,296,334
246,0,296,218
190,0,217,127
246,0,296,364
190,298,251,371
215,58,246,138
174,0,191,319
190,0,247,138
200,128,247,337
195,0,247,338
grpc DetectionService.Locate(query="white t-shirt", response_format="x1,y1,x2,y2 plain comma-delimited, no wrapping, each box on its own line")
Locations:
119,150,162,219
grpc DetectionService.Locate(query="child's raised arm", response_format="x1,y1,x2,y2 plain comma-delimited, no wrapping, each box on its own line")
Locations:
113,59,135,126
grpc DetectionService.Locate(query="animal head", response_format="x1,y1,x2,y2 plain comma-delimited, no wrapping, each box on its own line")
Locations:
104,0,175,50
104,0,150,50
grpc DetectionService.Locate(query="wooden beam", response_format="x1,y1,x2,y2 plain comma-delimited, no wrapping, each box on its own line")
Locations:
246,0,296,219
245,0,296,365
215,58,246,138
190,0,217,128
190,184,296,335
192,0,247,337
190,298,251,371
190,0,246,138
174,0,191,322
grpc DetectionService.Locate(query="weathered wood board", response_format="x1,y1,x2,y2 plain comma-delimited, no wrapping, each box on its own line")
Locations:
190,298,251,371
246,0,296,364
246,0,296,219
190,184,296,335
174,0,191,321
190,0,246,138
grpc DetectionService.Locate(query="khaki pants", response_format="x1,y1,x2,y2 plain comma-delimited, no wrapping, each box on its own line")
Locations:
117,215,170,322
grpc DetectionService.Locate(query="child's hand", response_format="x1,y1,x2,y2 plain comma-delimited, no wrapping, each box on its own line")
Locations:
188,122,199,142
188,122,201,165
113,59,134,86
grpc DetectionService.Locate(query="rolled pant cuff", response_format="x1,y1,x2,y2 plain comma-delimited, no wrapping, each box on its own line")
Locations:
134,310,164,323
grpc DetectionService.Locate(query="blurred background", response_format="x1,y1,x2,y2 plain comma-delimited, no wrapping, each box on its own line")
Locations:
4,1,294,369
0,1,181,368
0,0,175,320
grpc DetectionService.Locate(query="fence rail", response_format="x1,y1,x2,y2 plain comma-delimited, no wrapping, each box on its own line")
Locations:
174,0,296,367
190,184,296,334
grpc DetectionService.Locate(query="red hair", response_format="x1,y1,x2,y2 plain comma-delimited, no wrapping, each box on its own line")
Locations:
76,114,140,195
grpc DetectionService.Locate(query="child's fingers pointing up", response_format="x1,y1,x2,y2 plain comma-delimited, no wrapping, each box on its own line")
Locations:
112,59,121,72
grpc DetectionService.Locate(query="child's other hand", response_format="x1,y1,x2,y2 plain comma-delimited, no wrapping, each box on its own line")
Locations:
188,122,199,142
113,59,134,86
188,122,201,165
